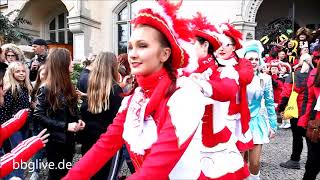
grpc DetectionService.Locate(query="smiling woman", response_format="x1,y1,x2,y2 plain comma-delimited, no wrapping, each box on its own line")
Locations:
1,61,32,124
128,25,171,76
63,1,213,179
0,61,33,178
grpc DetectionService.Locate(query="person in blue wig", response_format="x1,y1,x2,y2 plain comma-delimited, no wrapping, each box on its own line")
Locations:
243,40,278,180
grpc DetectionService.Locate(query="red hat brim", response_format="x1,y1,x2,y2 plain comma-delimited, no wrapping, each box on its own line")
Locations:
194,30,221,50
132,13,188,70
224,31,242,50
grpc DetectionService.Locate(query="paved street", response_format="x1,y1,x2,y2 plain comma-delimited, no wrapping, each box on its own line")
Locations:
25,127,320,180
260,128,320,180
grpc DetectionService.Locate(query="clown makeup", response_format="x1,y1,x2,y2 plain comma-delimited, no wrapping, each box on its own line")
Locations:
128,26,171,76
216,36,235,60
245,51,260,72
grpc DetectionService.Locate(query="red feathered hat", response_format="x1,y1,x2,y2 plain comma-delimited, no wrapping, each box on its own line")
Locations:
131,0,194,70
189,12,221,50
219,23,243,50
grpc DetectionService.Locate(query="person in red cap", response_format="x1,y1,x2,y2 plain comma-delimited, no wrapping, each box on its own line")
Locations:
215,23,255,153
181,12,249,180
63,1,212,179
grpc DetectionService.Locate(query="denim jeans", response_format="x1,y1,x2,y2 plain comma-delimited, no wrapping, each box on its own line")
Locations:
3,131,24,179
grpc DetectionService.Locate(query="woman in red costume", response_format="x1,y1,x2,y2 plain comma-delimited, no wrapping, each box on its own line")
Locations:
215,23,254,152
63,1,212,179
184,13,249,179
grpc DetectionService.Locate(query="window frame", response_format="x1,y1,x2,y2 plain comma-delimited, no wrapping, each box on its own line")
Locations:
114,0,137,55
48,12,72,44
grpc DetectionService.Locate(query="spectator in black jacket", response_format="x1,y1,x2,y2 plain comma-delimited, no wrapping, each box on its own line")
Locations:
33,48,85,180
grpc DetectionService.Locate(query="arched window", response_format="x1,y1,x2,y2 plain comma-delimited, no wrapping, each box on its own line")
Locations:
49,12,73,44
115,0,138,54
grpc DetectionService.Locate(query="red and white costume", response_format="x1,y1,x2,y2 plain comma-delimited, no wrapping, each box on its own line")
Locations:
0,109,44,177
180,14,249,179
190,55,250,179
63,68,213,180
216,23,255,152
63,1,215,179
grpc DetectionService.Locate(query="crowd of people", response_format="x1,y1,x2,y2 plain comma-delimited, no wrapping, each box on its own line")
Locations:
0,0,320,180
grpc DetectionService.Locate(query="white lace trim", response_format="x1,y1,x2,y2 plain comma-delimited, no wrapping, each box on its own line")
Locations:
122,87,158,155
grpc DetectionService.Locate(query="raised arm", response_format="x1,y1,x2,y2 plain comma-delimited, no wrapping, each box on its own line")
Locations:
0,109,29,146
0,136,44,178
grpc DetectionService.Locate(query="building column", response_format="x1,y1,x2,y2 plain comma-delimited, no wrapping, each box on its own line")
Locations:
232,21,257,40
68,15,101,60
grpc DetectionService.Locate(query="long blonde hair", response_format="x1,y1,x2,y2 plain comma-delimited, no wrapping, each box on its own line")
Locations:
3,61,32,98
87,52,119,114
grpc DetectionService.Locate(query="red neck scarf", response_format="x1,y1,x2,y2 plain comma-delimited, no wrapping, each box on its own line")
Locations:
136,68,173,116
194,54,217,73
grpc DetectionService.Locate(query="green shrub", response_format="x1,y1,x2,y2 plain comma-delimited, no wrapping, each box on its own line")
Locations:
71,62,83,86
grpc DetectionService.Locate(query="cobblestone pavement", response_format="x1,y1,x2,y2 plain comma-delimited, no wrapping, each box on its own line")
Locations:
23,127,320,180
260,128,320,180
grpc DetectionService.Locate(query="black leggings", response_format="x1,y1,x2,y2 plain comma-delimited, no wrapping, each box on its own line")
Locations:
303,139,320,180
46,141,75,180
290,118,306,161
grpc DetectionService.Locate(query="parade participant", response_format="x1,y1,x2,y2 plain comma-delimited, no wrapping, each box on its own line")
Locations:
0,110,49,178
296,27,311,51
216,23,254,152
286,39,299,66
268,63,283,106
183,12,249,179
63,1,211,179
243,40,277,180
33,48,85,180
